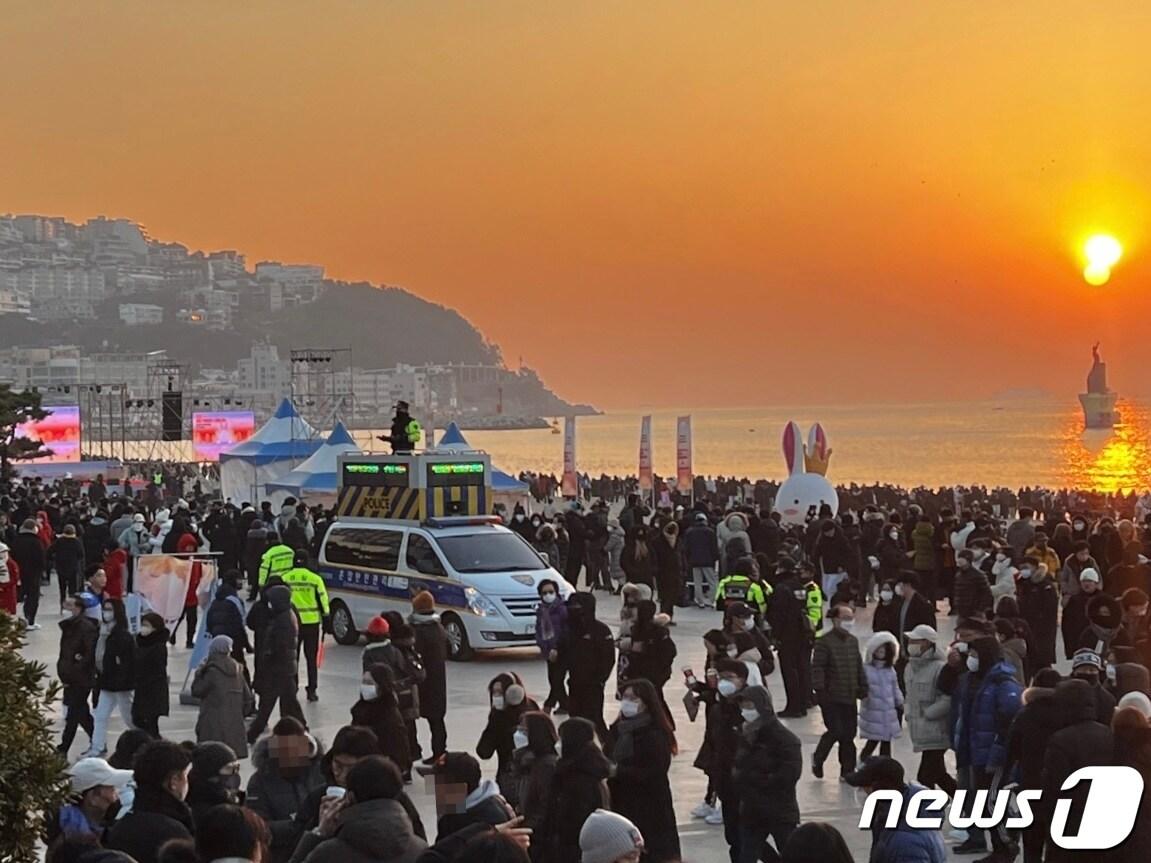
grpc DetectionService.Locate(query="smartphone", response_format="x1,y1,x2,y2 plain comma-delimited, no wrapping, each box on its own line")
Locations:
325,786,346,799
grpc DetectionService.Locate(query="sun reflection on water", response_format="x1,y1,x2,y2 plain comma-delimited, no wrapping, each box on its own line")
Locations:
1058,401,1151,493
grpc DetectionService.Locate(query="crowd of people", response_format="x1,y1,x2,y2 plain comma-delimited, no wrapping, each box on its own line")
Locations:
6,469,1151,863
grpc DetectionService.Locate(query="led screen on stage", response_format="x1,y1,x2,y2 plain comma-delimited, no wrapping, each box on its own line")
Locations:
16,404,81,463
192,411,255,461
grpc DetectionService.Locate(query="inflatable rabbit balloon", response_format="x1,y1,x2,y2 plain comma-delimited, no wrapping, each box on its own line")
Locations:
774,421,839,526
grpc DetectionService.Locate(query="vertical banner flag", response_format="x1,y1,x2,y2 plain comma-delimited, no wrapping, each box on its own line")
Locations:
561,416,578,497
676,415,693,492
638,415,653,492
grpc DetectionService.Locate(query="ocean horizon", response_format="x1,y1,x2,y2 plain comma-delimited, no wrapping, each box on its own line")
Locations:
403,397,1151,494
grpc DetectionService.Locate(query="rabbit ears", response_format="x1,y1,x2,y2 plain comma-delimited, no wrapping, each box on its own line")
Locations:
782,422,832,477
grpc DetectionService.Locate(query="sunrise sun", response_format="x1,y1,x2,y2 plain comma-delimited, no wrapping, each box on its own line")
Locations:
1084,234,1123,285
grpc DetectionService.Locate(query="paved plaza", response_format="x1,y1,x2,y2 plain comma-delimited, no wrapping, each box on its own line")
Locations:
28,595,967,862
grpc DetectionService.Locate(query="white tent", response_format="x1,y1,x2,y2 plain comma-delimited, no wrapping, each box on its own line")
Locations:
219,399,323,504
264,421,361,505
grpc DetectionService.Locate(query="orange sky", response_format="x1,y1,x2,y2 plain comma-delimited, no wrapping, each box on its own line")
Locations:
4,2,1151,409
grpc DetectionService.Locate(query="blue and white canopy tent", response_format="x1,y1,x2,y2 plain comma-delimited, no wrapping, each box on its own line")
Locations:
219,399,323,504
264,421,362,504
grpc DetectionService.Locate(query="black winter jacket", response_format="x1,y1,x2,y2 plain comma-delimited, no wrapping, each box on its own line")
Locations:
57,614,98,688
733,713,803,825
106,786,194,863
256,587,299,693
10,531,46,581
132,629,170,722
952,567,993,619
49,535,86,577
537,742,611,863
206,584,250,650
96,628,136,692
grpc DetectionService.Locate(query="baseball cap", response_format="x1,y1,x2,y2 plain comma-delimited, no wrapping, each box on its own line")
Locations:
69,758,134,795
1079,568,1101,583
843,755,905,789
414,751,482,785
1071,648,1103,671
907,624,938,642
694,512,708,524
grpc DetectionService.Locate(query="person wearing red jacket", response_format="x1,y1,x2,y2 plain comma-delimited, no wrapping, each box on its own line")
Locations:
102,539,128,600
36,510,55,549
166,520,203,648
0,543,21,615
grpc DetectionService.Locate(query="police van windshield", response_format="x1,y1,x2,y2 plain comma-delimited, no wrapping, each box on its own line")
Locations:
438,533,548,573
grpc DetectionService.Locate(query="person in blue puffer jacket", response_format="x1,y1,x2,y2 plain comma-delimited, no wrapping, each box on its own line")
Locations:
535,578,568,713
848,755,946,863
951,635,1022,859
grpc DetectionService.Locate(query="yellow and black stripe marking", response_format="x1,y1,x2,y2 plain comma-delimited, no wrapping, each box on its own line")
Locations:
426,485,487,517
336,486,423,519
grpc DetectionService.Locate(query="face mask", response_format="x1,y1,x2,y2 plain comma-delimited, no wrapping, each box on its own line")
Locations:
491,696,505,711
966,656,980,673
717,679,739,697
554,741,563,757
740,707,759,723
514,514,525,522
839,620,855,632
793,590,806,600
541,592,556,604
1074,523,1086,531
139,624,154,637
889,531,899,540
742,618,755,631
726,645,739,657
360,685,378,701
907,643,926,658
513,729,529,750
1018,567,1033,580
1106,664,1117,683
996,554,1006,563
102,610,115,623
619,698,640,718
894,584,905,597
880,589,893,602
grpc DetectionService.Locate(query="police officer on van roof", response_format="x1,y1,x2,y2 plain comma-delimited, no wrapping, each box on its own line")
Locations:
378,401,423,454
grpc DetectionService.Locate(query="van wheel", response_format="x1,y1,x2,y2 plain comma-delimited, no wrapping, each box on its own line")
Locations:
443,613,473,661
330,601,359,646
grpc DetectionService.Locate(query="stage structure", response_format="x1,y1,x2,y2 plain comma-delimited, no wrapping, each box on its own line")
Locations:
290,347,353,440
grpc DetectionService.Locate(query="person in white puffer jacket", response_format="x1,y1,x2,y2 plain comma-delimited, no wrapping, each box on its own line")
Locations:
857,631,903,759
902,624,957,794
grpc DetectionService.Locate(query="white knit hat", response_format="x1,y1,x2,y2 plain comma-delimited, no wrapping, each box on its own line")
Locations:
1118,691,1151,718
579,810,644,863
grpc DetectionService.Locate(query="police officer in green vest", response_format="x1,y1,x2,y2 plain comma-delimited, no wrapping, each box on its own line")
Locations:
282,548,331,702
377,400,423,454
258,538,296,591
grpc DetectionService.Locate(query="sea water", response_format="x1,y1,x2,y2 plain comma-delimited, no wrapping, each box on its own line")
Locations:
394,398,1151,493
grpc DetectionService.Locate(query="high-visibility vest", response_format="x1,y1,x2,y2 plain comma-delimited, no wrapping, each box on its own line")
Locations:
805,581,824,630
281,565,330,625
406,419,422,444
259,544,296,586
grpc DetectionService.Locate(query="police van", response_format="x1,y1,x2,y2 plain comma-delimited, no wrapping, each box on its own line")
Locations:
318,451,572,659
